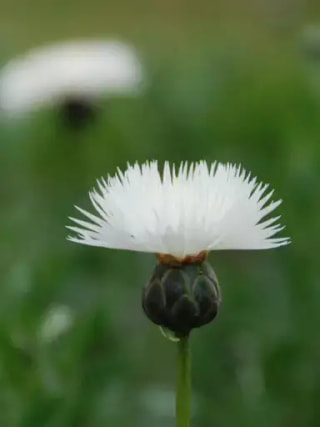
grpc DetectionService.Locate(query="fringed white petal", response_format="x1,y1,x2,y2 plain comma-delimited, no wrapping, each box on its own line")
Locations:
67,161,290,257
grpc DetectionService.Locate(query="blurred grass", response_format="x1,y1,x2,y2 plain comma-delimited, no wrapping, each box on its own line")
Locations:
1,1,320,426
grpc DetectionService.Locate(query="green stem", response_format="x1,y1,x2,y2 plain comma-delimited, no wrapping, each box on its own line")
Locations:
176,336,191,427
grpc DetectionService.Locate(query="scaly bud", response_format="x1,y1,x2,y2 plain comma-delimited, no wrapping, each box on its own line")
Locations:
142,261,221,338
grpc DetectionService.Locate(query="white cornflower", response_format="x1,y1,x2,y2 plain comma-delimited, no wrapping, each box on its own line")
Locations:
39,305,74,343
67,161,290,260
0,40,143,115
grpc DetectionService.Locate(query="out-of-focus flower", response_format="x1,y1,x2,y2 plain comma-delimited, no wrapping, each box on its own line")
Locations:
68,161,289,257
39,305,74,342
301,25,320,99
139,386,175,418
301,24,320,60
0,40,143,117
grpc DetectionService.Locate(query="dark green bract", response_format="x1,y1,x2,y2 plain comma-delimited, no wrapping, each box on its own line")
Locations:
142,261,221,337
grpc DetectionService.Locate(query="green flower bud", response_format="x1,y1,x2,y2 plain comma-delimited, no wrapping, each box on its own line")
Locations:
142,261,221,337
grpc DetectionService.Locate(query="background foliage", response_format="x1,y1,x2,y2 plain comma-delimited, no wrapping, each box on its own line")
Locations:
1,1,320,426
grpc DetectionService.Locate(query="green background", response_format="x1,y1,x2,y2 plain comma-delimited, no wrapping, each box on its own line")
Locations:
1,1,320,426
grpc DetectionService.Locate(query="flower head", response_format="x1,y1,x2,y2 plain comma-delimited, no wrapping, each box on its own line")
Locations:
0,40,143,115
68,161,290,260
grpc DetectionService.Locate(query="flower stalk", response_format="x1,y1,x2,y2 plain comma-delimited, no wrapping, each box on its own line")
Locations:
176,336,191,427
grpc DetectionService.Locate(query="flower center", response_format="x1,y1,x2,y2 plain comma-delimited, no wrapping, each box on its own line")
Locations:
156,251,208,267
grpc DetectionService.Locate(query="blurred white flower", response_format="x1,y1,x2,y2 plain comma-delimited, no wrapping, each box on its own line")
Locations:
139,385,199,419
0,40,143,115
301,25,320,98
68,161,290,260
301,24,320,58
39,305,73,342
139,386,175,418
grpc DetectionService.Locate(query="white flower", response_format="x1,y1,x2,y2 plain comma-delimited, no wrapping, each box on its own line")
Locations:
39,305,74,343
67,161,290,259
0,40,143,115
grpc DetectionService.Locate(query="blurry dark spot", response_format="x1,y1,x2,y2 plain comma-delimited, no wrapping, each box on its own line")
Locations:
60,98,97,129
